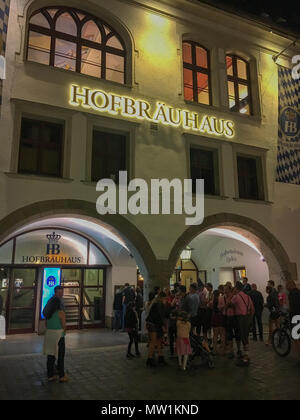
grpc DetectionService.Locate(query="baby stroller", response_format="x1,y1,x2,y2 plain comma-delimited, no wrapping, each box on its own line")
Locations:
189,333,214,369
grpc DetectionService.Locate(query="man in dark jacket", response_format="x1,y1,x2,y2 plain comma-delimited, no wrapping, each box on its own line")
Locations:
242,277,252,294
113,288,123,331
135,287,144,331
249,284,264,341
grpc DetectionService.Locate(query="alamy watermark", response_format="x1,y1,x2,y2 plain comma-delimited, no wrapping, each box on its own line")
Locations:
291,315,300,340
292,55,300,80
95,171,204,226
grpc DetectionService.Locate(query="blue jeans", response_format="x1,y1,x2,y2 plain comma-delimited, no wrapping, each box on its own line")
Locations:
113,310,122,330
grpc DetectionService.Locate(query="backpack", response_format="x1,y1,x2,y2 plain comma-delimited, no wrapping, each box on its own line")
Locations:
42,297,54,320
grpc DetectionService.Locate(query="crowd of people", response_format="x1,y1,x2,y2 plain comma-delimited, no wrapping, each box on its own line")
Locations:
41,277,300,381
113,277,300,370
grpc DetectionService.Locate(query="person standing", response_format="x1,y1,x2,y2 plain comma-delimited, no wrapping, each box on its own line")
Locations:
146,292,167,367
277,285,288,312
210,290,226,355
265,285,281,346
197,283,208,337
135,287,144,331
231,281,255,366
185,283,200,334
249,284,264,342
205,283,214,344
124,301,140,359
112,288,123,332
176,311,192,371
242,277,251,294
286,280,300,362
223,283,242,359
122,283,135,331
43,297,68,382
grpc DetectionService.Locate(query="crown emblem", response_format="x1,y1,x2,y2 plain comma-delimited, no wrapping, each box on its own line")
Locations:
46,231,61,244
285,109,297,121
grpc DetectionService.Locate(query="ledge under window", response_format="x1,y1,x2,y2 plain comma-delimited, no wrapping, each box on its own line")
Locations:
5,172,74,183
233,197,273,205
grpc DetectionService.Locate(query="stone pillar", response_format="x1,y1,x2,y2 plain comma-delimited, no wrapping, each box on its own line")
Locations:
147,259,174,294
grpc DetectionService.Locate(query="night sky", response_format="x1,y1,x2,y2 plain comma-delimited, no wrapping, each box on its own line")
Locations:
198,0,300,36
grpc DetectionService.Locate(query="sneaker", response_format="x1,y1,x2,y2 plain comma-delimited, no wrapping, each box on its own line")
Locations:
135,352,141,357
59,375,69,383
253,337,258,342
227,352,235,360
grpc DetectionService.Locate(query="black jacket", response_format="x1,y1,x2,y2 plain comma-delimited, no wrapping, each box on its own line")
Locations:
113,292,123,311
266,291,280,313
125,307,138,329
135,293,144,311
146,302,166,327
249,290,264,314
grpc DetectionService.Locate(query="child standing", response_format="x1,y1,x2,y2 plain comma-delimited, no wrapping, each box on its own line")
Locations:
176,311,192,370
124,301,140,359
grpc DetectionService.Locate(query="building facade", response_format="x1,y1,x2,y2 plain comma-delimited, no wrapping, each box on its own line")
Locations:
0,0,299,333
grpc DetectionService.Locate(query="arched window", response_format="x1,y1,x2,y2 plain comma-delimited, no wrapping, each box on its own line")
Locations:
27,7,126,84
226,55,252,115
182,41,211,105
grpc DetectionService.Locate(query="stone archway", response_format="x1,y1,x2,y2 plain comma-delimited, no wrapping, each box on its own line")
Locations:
0,199,157,285
165,213,297,287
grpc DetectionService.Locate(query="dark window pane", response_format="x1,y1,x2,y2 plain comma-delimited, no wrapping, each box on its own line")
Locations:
190,148,217,195
19,118,63,177
237,156,261,200
92,131,127,182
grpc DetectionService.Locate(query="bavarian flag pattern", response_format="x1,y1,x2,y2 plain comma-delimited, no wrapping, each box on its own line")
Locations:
0,0,10,111
276,65,300,185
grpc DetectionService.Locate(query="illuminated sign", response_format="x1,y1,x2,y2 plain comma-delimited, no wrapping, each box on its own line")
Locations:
41,267,61,319
69,84,235,139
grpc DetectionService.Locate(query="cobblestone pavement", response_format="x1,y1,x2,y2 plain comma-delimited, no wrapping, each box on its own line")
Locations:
0,337,300,400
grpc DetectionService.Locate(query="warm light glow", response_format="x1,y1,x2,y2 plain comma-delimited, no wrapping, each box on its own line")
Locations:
209,228,264,258
69,84,235,138
139,12,174,64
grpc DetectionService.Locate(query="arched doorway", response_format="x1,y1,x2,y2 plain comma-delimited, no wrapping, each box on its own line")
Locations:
168,213,297,289
0,200,157,334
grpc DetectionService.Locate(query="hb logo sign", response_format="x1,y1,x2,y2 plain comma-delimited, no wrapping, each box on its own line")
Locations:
46,231,62,255
280,107,300,137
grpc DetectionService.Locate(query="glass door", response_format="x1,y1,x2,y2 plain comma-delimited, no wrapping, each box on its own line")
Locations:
61,269,81,329
8,268,37,333
83,269,105,328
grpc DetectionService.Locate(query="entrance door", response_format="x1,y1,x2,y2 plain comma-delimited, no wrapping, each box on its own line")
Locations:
83,269,105,328
61,269,81,329
233,267,247,284
8,268,37,333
